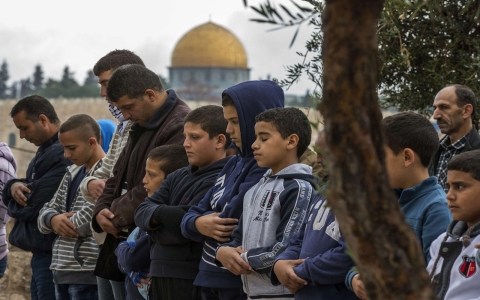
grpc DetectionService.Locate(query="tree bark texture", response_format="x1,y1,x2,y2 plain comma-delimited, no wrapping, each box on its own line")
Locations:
320,1,437,299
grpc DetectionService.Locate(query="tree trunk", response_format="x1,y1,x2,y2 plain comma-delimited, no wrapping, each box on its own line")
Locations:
319,0,437,299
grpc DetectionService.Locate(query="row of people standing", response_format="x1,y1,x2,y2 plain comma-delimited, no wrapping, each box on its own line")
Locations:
1,49,329,300
2,46,480,300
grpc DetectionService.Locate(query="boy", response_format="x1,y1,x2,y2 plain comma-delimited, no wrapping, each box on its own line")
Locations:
38,114,106,299
181,80,284,300
115,144,188,300
215,107,316,299
83,50,145,300
271,196,358,299
346,112,452,299
135,105,231,299
427,149,480,300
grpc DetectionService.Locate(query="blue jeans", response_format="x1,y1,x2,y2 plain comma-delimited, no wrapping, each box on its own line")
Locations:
0,255,7,278
31,252,55,300
97,276,126,300
55,283,98,300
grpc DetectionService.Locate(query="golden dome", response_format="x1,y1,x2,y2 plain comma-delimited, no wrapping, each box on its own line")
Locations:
171,22,248,69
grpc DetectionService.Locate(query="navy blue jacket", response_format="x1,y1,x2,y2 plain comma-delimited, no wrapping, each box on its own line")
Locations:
115,229,151,300
2,133,71,252
135,157,229,279
181,80,284,289
273,196,359,300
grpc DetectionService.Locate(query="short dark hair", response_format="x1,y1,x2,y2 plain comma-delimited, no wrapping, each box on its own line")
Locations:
382,111,439,167
147,144,189,177
10,95,60,124
221,94,235,107
59,114,101,142
106,65,164,102
448,149,480,182
93,49,145,76
184,105,231,150
451,84,478,129
255,107,312,158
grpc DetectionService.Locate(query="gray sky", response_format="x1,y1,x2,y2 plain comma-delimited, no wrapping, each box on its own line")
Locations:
0,0,317,95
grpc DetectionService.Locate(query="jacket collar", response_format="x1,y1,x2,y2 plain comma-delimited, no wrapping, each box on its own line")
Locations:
447,220,480,239
396,176,440,205
38,131,60,153
464,126,480,151
131,89,179,131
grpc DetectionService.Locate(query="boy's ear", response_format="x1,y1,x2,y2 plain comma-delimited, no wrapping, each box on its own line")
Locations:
403,148,415,167
286,134,300,150
215,134,227,150
88,137,97,147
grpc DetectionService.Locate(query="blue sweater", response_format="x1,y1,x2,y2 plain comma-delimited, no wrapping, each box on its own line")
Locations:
397,176,451,261
345,176,451,291
180,80,284,289
272,196,359,300
115,228,151,300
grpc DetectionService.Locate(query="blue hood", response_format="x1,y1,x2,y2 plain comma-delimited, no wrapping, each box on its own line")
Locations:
222,80,284,157
97,119,116,153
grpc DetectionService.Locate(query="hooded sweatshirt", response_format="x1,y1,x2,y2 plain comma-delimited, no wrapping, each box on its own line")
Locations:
0,143,17,260
181,80,284,289
272,196,359,300
427,220,480,300
217,164,315,299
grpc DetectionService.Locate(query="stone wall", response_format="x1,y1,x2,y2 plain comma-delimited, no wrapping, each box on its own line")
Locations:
0,98,116,178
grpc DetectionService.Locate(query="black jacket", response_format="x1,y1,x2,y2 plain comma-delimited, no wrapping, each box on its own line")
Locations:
428,127,480,176
135,157,230,279
2,133,71,252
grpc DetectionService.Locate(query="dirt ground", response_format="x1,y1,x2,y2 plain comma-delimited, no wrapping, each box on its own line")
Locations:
0,219,32,300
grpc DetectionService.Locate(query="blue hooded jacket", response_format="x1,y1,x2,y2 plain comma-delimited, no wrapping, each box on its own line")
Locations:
181,80,284,289
272,195,360,300
97,119,116,153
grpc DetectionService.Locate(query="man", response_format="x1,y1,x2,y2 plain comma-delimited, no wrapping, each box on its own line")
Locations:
91,64,190,286
81,49,144,203
429,84,480,192
81,50,145,300
2,95,71,300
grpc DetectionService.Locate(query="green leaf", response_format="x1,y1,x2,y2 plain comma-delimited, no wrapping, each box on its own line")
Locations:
280,4,297,20
289,26,300,48
290,0,313,13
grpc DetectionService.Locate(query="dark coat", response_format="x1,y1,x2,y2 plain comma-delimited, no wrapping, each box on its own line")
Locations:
2,133,71,252
428,126,480,176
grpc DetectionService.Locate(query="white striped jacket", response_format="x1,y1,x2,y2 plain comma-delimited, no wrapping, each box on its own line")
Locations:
38,160,103,276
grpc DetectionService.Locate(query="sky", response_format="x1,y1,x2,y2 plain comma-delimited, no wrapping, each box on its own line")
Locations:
0,0,318,95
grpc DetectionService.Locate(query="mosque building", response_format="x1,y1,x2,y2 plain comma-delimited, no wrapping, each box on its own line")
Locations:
169,22,250,101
